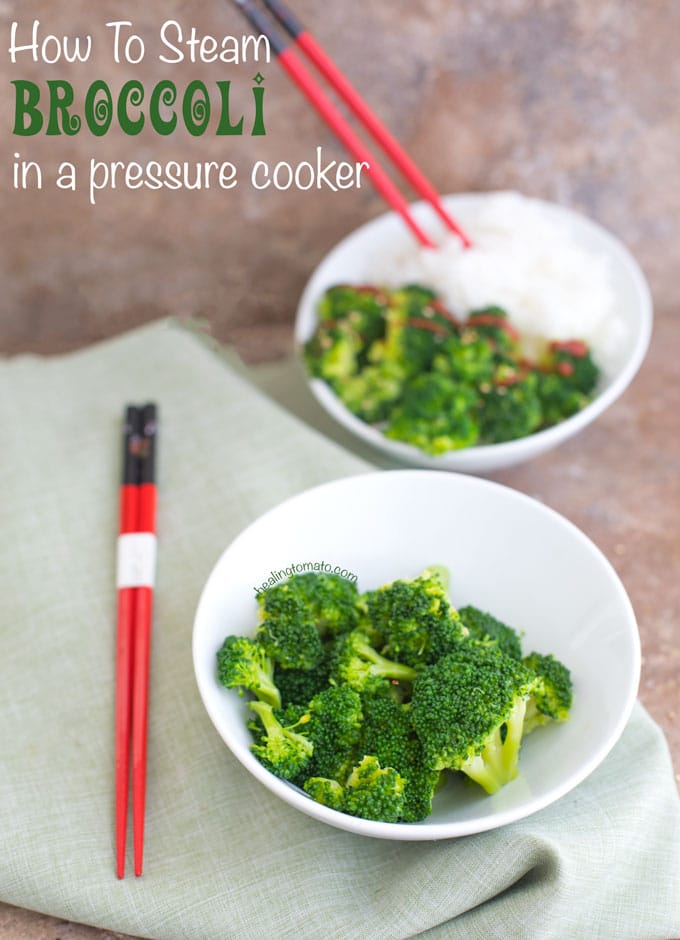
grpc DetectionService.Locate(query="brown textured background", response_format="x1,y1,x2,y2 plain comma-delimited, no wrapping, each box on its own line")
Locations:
1,0,678,937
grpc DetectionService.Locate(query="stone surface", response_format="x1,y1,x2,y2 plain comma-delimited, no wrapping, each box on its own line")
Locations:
1,0,678,936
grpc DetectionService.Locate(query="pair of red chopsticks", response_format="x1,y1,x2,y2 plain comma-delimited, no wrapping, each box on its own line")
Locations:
231,0,472,249
115,403,158,878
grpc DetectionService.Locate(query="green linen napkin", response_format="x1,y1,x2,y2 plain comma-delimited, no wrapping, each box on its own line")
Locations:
1,319,679,940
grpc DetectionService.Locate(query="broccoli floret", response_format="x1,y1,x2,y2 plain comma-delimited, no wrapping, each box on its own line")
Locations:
334,361,404,423
305,685,364,782
458,606,523,661
256,573,359,671
303,755,406,822
545,340,599,396
317,284,388,348
411,642,538,794
536,372,591,426
248,700,313,781
465,306,520,357
304,320,364,384
216,635,281,708
273,656,331,709
367,287,457,378
303,776,345,811
360,692,442,822
329,629,417,694
343,755,406,822
363,567,464,667
385,373,480,454
478,372,543,444
523,652,573,734
432,331,496,385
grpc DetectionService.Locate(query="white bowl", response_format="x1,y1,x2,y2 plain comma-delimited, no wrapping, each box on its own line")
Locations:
294,193,652,473
193,470,640,839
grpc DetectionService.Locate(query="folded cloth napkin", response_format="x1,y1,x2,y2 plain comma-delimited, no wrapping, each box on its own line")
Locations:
1,319,678,940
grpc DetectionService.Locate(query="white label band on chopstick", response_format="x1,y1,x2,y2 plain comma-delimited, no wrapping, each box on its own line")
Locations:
116,533,157,588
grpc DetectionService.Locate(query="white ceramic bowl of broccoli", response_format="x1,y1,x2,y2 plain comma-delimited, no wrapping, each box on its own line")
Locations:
294,192,652,473
193,470,640,839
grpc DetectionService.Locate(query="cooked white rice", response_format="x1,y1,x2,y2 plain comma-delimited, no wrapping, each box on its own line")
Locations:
373,191,626,372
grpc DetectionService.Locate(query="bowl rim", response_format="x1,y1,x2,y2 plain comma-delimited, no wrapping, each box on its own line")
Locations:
192,469,641,840
294,192,653,471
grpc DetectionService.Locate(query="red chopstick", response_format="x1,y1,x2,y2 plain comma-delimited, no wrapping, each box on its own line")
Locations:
259,0,472,248
115,403,158,878
231,0,443,249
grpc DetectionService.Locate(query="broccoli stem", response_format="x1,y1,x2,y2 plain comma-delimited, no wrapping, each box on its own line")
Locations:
460,697,527,795
254,671,282,709
355,637,417,683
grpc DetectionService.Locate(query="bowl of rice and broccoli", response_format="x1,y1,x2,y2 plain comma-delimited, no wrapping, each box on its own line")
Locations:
295,192,652,472
193,471,640,839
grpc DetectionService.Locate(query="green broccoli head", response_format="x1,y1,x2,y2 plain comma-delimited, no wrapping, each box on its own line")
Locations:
333,361,404,423
432,331,496,385
363,567,464,667
303,776,345,811
366,286,457,378
317,284,388,347
360,691,442,822
256,587,323,671
465,306,520,357
256,573,359,670
478,372,543,444
303,755,406,822
536,371,591,426
304,320,364,384
329,629,417,695
248,700,313,781
273,656,331,709
385,373,480,454
544,340,599,396
523,651,573,733
458,606,523,661
342,755,406,823
411,642,538,794
305,684,364,782
216,635,281,708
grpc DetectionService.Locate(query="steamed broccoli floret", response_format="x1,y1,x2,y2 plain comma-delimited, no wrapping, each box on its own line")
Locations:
466,306,520,357
248,700,313,781
334,361,404,423
411,642,538,794
305,685,364,782
303,776,345,811
304,320,364,384
317,284,388,348
432,331,496,385
304,755,406,822
256,573,359,671
363,567,464,667
386,373,480,454
545,340,599,395
367,286,456,378
360,692,441,822
329,629,417,694
478,373,543,444
342,755,406,822
273,656,331,709
523,651,573,733
536,372,591,425
458,606,523,661
216,635,281,708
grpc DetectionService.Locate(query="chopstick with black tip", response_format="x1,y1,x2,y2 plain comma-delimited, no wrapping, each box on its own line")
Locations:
258,0,472,247
230,0,438,249
115,406,143,879
131,403,158,878
114,403,158,879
